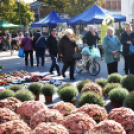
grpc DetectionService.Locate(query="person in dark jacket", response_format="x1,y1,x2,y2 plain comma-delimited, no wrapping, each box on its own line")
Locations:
47,28,60,76
33,31,46,66
83,25,100,48
21,32,33,67
58,29,77,80
120,23,134,74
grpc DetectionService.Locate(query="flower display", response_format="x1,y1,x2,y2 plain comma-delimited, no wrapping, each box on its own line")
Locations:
0,108,20,124
0,81,9,86
42,76,51,81
74,104,107,123
0,120,31,134
108,108,134,134
13,71,19,76
62,113,96,134
81,83,102,96
30,109,64,129
17,101,47,124
108,107,134,121
92,120,126,134
32,122,69,134
53,101,76,116
0,97,21,112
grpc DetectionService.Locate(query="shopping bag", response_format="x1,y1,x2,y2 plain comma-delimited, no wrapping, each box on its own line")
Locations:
90,47,101,58
82,46,91,56
18,48,25,58
129,43,134,55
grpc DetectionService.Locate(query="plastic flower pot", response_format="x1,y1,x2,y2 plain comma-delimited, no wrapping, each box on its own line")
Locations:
45,96,52,103
111,101,122,108
35,94,40,101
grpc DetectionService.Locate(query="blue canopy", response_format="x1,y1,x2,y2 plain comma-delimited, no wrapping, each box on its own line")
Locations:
31,11,67,27
67,4,126,25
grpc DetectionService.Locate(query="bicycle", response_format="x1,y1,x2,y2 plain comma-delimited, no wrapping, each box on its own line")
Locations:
75,55,101,76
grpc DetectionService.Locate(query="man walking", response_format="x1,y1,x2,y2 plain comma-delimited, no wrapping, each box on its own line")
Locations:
47,28,60,76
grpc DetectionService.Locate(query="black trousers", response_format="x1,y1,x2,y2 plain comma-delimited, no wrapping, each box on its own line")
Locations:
24,50,33,66
107,62,118,75
124,55,134,74
62,61,75,78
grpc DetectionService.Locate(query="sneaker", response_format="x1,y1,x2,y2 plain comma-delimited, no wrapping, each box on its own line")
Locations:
62,72,66,78
49,71,54,75
58,72,61,76
70,77,76,80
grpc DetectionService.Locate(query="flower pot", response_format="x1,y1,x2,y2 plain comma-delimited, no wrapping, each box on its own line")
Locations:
45,96,52,103
111,101,122,108
35,94,40,101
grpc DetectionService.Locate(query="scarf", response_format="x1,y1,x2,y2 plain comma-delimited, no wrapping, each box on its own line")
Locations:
107,34,115,43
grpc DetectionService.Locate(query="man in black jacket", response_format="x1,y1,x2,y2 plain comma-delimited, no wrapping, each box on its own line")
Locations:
83,25,100,48
47,28,60,76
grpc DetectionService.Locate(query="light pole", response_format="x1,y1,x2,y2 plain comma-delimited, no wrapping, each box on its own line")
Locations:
17,0,21,32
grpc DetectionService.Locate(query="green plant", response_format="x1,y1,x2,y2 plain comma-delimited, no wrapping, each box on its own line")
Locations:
9,85,24,92
42,84,56,96
0,65,4,69
59,86,78,102
95,78,107,88
0,89,15,99
58,83,75,95
121,75,134,91
28,82,43,94
107,73,122,83
108,88,129,103
124,91,134,110
77,79,93,92
15,89,35,102
103,83,122,95
78,91,105,107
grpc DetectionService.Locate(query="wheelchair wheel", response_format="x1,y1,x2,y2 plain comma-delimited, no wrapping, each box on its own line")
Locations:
75,59,83,73
88,62,101,76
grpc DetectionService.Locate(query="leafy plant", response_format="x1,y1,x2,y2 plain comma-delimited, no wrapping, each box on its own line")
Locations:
15,89,35,102
0,89,15,99
78,91,105,107
58,83,75,95
9,85,24,92
95,78,107,88
124,91,134,110
121,75,134,91
59,86,78,102
108,88,129,103
0,65,4,69
28,82,43,94
42,84,56,96
77,79,93,93
103,83,122,95
107,73,122,83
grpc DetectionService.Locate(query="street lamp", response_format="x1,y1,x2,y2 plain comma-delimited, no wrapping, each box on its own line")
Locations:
17,0,21,32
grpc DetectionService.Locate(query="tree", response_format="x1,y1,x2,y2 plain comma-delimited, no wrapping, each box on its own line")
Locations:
64,0,106,17
0,0,34,26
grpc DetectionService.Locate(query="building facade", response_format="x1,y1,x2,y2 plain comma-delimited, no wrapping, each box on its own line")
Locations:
121,0,134,23
102,0,121,14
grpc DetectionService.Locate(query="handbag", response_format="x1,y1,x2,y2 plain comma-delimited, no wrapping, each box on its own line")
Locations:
113,51,120,59
129,43,134,55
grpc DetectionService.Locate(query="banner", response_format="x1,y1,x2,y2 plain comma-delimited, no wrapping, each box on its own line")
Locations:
101,16,115,44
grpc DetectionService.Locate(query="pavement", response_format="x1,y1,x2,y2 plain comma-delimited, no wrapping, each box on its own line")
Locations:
0,50,126,113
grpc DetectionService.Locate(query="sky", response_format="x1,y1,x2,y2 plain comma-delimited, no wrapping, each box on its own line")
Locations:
23,0,35,3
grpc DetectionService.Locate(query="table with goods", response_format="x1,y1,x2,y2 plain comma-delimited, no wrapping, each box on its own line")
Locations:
0,70,134,134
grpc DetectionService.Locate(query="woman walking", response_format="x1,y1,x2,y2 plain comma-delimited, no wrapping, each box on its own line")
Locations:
58,29,77,80
21,32,33,67
103,27,121,75
33,31,46,67
120,23,134,74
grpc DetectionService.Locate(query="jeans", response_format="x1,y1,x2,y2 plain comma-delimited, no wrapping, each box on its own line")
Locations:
36,49,45,66
6,45,11,50
50,54,60,73
62,61,75,78
24,50,33,66
107,62,118,75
